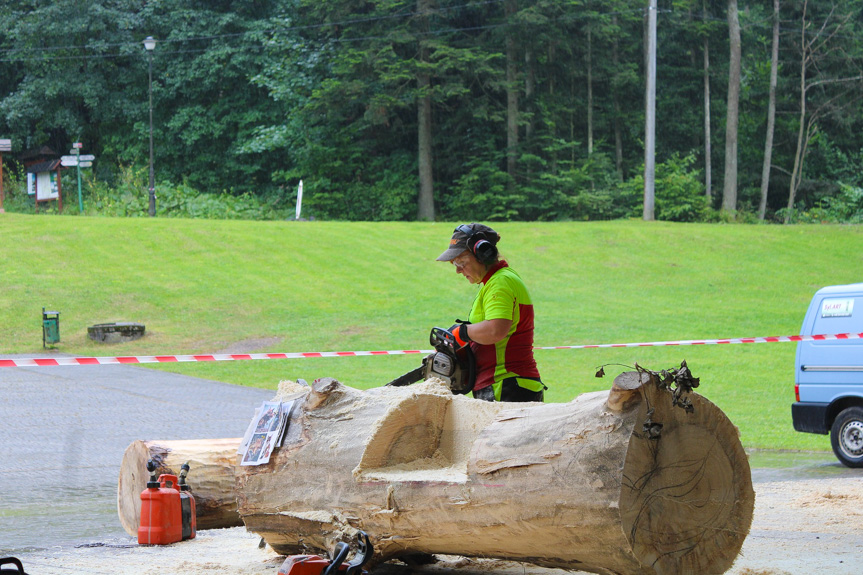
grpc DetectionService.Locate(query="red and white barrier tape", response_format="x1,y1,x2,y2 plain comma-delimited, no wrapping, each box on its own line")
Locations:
0,349,429,368
534,331,863,350
2,332,860,368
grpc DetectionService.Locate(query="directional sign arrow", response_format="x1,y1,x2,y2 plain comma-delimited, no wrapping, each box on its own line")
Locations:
60,159,79,167
78,155,95,161
78,161,93,168
61,155,79,163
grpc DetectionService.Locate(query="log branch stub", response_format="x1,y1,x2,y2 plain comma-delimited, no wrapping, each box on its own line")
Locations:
608,370,650,412
307,377,344,410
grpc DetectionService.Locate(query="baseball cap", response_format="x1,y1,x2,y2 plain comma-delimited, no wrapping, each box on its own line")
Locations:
436,223,500,261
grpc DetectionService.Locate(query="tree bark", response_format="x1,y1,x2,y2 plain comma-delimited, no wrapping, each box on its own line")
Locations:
758,0,780,220
722,0,741,214
505,0,519,187
703,0,712,200
236,374,754,575
117,438,244,536
570,72,576,166
524,46,535,145
613,15,624,180
786,2,811,224
416,0,435,221
586,26,593,156
784,1,863,223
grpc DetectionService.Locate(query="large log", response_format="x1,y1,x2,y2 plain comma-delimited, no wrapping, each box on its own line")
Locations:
117,438,244,536
236,374,754,575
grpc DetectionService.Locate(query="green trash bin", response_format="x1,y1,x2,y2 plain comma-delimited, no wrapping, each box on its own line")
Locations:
42,308,60,347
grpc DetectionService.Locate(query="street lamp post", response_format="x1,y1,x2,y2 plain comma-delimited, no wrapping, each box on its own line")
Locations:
143,36,156,217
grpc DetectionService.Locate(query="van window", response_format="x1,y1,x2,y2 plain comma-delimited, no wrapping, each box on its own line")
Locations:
811,296,861,336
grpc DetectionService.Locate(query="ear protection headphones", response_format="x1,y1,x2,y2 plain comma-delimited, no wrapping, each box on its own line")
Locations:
456,224,499,266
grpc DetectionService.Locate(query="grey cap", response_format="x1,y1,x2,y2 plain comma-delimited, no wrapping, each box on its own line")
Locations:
436,223,500,261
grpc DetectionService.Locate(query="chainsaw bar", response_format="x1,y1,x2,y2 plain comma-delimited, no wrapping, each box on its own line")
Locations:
384,364,426,387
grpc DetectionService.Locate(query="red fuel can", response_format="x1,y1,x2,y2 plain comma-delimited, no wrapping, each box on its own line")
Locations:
179,487,196,540
179,464,197,541
138,473,183,545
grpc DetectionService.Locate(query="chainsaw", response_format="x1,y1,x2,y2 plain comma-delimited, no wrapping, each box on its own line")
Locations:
385,327,476,394
278,531,372,575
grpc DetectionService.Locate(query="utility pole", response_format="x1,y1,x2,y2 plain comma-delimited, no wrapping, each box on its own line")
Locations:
144,36,156,217
643,0,656,221
643,0,657,221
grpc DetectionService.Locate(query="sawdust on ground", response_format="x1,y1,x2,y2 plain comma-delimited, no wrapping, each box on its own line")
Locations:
13,475,861,575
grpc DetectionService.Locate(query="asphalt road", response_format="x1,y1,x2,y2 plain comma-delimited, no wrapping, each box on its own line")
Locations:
0,356,273,554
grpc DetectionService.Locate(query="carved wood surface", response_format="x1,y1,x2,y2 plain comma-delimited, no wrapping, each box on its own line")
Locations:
234,375,754,575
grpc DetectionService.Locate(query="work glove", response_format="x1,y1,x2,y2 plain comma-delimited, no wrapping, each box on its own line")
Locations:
448,321,471,349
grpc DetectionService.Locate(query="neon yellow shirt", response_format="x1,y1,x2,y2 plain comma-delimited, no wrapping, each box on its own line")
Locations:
468,261,540,392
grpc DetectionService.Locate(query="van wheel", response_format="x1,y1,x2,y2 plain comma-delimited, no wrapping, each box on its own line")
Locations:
830,407,863,468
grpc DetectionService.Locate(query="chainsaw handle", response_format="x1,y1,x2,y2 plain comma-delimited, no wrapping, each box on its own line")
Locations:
430,327,457,351
321,543,350,575
345,531,373,575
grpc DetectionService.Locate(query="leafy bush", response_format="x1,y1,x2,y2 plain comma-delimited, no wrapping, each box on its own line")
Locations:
84,165,150,217
624,153,709,222
529,152,636,221
294,151,418,221
445,151,637,222
446,160,520,221
85,164,292,220
781,182,863,224
0,170,31,212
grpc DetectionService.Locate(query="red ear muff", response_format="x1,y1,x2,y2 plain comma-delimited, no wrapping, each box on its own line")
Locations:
471,237,498,265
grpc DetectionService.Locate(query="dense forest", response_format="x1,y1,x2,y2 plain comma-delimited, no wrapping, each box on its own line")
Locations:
1,0,862,223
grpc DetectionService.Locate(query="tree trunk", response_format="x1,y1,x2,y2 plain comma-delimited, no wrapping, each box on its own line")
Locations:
548,42,558,173
786,0,810,224
117,438,245,536
703,0,712,200
524,46,535,145
587,26,593,156
613,15,624,180
416,0,435,221
236,374,754,575
722,0,741,213
759,0,780,220
416,83,434,221
505,0,519,187
570,72,576,166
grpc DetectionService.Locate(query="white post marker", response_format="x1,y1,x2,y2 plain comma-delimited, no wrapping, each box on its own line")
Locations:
295,180,303,220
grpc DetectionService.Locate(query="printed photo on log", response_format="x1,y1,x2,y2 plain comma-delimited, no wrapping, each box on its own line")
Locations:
239,400,294,466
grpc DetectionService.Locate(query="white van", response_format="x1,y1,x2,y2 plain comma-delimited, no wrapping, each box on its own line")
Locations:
791,283,863,467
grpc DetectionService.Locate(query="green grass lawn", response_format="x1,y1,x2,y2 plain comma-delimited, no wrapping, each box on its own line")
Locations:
2,213,861,451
